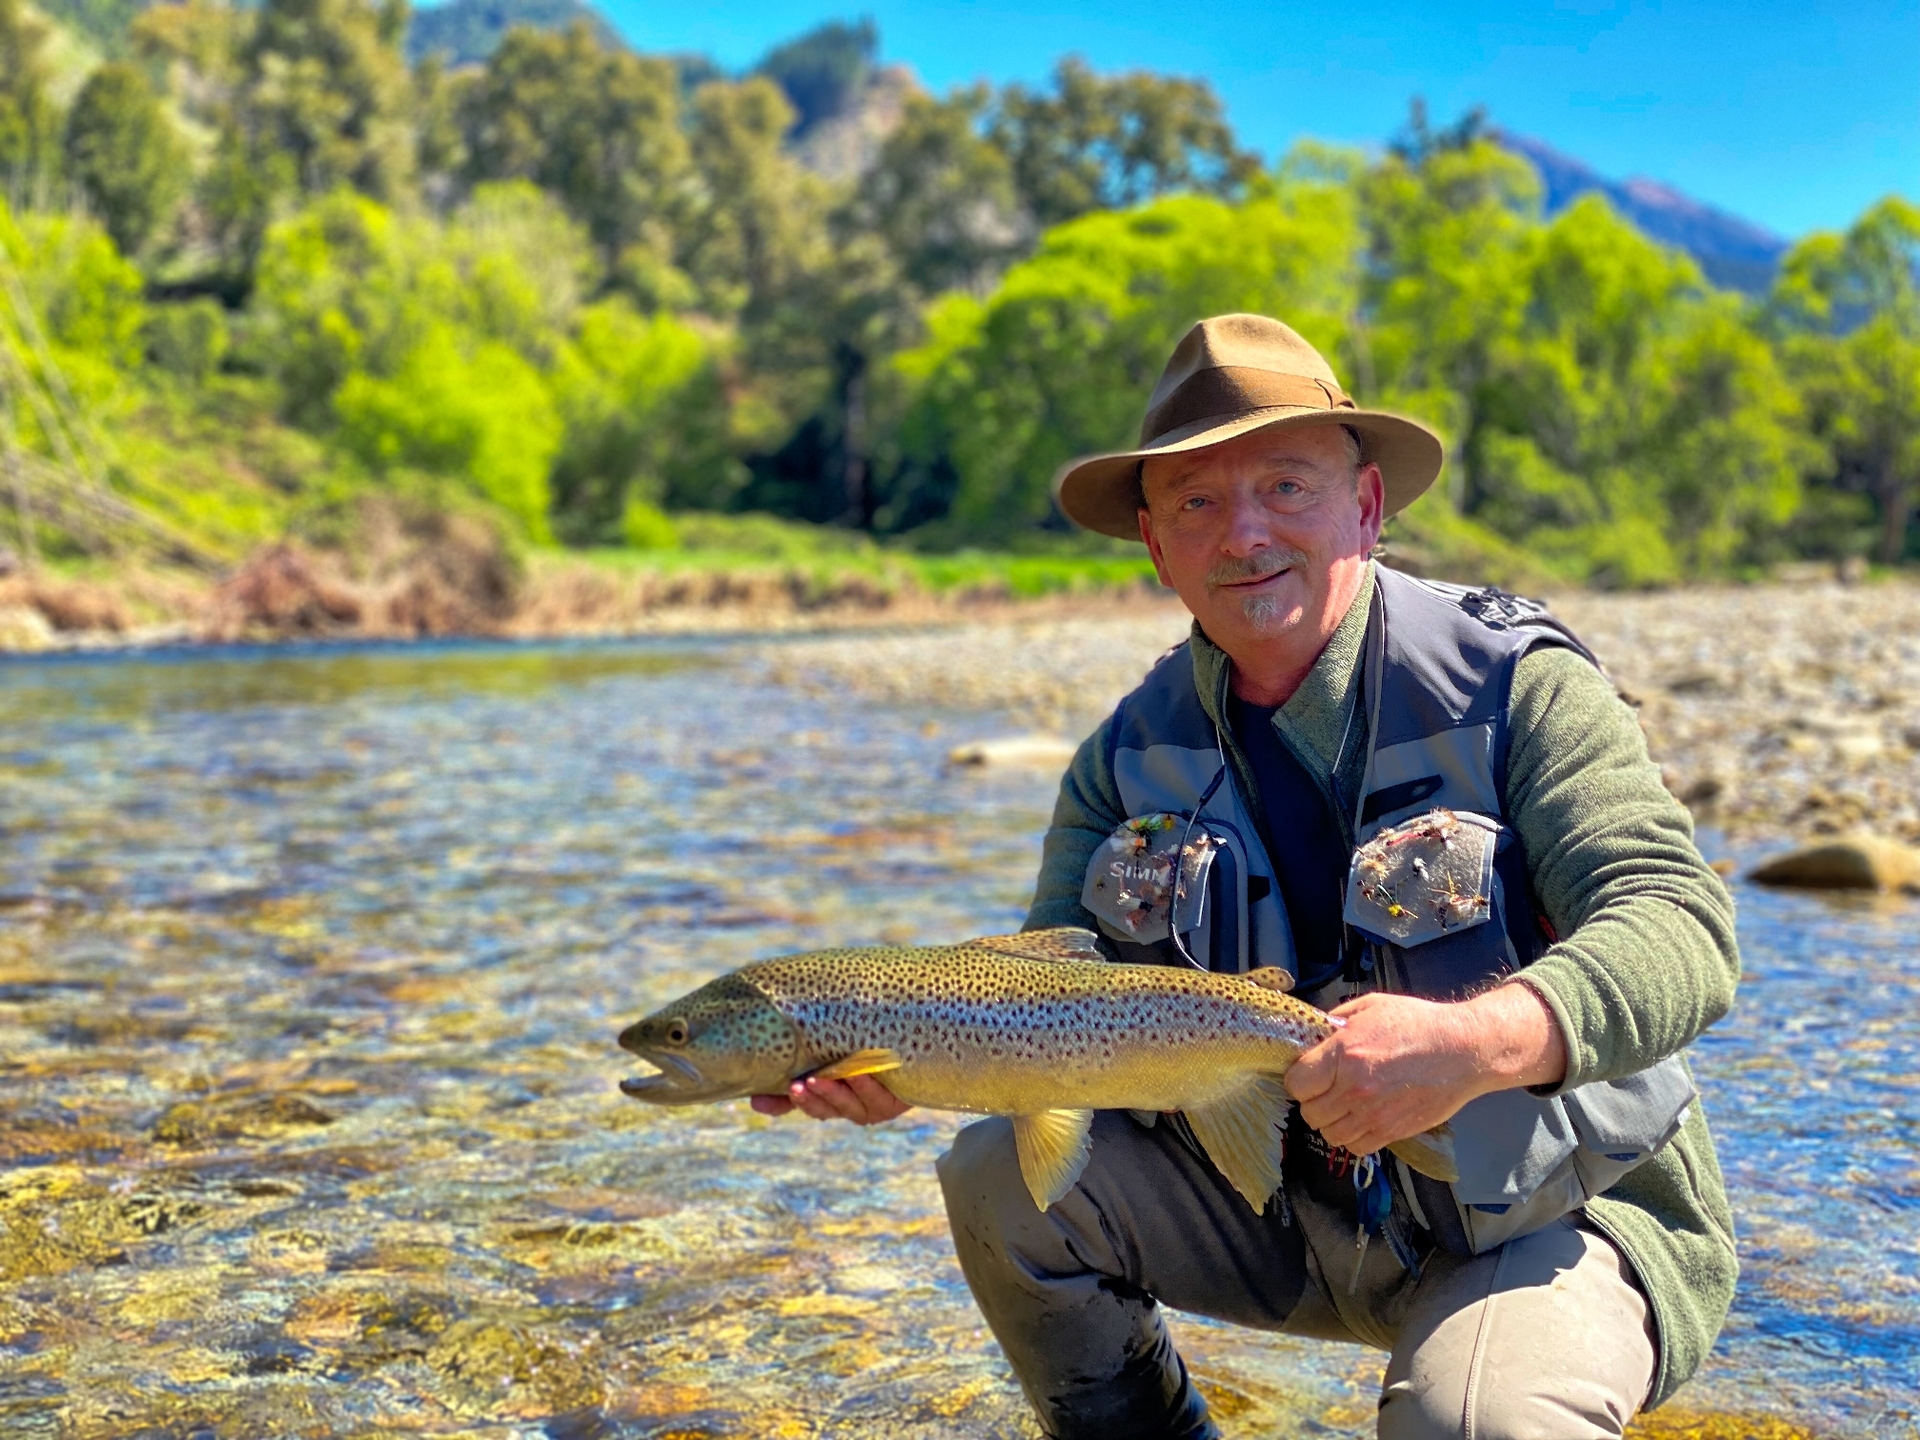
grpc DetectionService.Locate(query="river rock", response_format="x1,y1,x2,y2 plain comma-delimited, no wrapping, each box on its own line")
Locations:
0,604,54,652
947,735,1080,769
1748,834,1920,891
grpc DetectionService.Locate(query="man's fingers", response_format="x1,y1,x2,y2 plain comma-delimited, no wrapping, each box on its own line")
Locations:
843,1075,909,1122
800,1075,905,1125
1285,1038,1339,1103
750,1093,795,1117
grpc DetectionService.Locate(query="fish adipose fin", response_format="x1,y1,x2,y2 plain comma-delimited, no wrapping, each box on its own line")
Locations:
970,928,1105,964
811,1048,905,1081
1183,1075,1290,1214
1243,967,1294,993
1011,1108,1095,1210
1385,1122,1459,1184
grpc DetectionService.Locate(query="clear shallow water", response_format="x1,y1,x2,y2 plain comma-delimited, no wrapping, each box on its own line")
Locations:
0,639,1913,1438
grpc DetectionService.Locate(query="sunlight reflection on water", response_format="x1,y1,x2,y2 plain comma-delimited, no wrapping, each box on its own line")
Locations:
0,639,1912,1437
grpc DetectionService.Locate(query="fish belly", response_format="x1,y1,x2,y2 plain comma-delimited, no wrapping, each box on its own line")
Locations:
874,1040,1288,1119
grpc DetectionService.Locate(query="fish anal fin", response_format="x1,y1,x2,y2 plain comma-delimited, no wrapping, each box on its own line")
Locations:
1244,967,1294,993
1182,1075,1291,1214
1010,1109,1095,1211
1386,1122,1458,1184
811,1048,904,1081
970,928,1105,964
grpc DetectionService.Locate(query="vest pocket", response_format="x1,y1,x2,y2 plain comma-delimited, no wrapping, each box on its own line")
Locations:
1344,808,1502,950
1081,812,1254,972
1433,1056,1700,1255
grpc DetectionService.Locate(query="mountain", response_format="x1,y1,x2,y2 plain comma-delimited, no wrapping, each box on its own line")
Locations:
1494,130,1788,294
406,0,620,66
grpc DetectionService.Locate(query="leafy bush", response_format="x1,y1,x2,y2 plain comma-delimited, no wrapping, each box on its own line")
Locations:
145,299,230,380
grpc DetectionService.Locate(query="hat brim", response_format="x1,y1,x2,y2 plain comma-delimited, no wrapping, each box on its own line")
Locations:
1052,406,1446,541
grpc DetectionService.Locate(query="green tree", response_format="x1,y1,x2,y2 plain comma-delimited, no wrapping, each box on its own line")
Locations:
888,182,1359,540
843,86,1024,298
0,0,61,195
65,63,188,260
334,324,561,538
250,182,588,424
681,76,828,322
458,22,690,271
986,58,1260,230
242,0,417,201
1355,135,1542,480
1772,198,1920,563
547,299,736,541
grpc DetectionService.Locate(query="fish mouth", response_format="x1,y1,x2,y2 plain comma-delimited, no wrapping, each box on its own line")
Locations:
618,1050,705,1099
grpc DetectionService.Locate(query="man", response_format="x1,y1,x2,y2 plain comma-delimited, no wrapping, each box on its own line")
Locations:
755,314,1739,1439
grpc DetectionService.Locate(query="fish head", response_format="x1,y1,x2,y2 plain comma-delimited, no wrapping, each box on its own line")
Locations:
617,972,799,1105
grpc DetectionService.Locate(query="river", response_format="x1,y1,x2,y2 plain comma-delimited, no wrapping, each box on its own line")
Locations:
0,639,1914,1438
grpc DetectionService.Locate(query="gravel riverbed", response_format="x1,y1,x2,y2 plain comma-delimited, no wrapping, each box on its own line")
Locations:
762,577,1920,845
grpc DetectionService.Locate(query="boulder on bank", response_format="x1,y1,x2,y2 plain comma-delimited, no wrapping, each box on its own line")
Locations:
1748,834,1920,892
947,735,1080,769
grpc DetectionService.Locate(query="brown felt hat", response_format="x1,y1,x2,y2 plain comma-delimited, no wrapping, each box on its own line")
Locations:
1052,313,1445,540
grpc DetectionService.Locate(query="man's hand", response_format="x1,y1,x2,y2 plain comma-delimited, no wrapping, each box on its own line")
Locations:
749,1075,912,1126
1284,983,1568,1157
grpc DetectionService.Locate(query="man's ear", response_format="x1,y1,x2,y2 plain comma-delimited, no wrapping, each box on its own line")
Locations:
1356,463,1386,551
1138,508,1176,589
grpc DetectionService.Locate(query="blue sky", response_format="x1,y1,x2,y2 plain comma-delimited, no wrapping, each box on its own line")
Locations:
589,0,1918,239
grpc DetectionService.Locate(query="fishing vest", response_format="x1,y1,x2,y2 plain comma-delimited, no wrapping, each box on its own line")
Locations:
1078,565,1697,1255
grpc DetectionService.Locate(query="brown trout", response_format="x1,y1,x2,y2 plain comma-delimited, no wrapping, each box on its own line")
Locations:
617,926,1457,1213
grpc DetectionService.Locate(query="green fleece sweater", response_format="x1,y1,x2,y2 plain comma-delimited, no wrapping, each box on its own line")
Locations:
1025,568,1739,1408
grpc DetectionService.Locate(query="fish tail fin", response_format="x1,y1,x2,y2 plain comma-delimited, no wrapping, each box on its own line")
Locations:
1183,1075,1290,1214
1386,1123,1458,1184
1011,1109,1096,1211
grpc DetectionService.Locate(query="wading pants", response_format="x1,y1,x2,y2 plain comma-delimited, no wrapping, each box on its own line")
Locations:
937,1111,1656,1440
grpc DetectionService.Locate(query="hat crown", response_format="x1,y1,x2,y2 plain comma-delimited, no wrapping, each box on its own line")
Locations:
1147,313,1344,418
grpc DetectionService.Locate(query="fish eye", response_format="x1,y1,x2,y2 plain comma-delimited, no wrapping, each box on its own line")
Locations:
663,1018,690,1046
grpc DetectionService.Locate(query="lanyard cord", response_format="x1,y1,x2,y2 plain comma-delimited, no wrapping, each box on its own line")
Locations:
1168,762,1227,972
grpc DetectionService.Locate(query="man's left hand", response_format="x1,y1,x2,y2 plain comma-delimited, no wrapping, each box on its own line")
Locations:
1284,983,1568,1158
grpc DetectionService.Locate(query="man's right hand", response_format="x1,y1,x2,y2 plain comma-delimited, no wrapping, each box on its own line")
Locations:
750,1075,912,1126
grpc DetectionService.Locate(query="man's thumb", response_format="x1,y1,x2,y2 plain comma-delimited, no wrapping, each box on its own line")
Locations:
1285,1038,1336,1101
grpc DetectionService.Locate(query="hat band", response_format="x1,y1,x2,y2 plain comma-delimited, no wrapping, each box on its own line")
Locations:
1139,367,1354,446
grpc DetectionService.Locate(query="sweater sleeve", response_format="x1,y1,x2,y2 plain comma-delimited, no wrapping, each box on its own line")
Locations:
1503,645,1740,1093
1023,717,1130,933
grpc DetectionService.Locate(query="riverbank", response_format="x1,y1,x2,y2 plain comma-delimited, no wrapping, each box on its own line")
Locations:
762,577,1920,845
0,539,1160,652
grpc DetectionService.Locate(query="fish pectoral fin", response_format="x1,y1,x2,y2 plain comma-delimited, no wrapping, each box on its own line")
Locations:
1182,1075,1291,1214
1243,967,1294,993
810,1048,905,1081
969,928,1105,964
1386,1122,1459,1184
1127,1109,1160,1129
1011,1109,1095,1211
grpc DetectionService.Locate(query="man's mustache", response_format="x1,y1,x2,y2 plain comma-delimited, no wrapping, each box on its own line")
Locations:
1207,548,1310,588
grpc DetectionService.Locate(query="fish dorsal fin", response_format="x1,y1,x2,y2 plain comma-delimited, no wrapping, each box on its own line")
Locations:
810,1048,904,1081
1182,1075,1291,1214
1243,967,1294,993
1010,1109,1095,1210
1386,1122,1459,1184
970,928,1105,964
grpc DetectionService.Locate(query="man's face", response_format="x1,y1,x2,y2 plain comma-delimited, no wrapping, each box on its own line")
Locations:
1137,424,1385,659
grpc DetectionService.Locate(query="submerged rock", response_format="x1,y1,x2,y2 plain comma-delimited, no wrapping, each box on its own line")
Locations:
1747,834,1920,891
